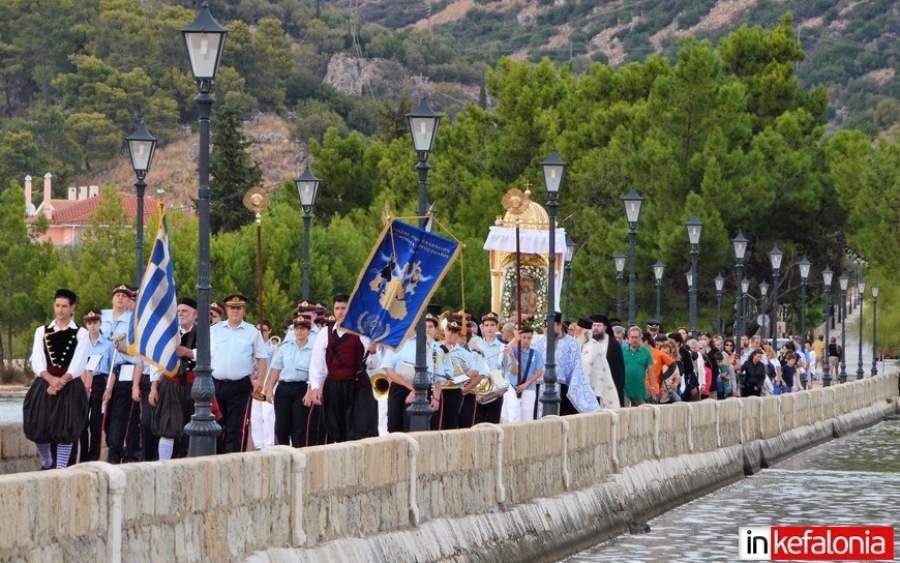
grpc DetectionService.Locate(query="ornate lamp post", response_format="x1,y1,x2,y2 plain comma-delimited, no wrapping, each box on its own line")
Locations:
839,273,849,384
714,273,725,335
613,251,626,320
296,168,320,301
871,282,879,376
405,97,441,431
182,1,227,456
798,257,811,340
732,232,748,356
564,235,577,320
623,187,643,327
759,281,769,341
125,119,157,286
540,148,567,417
653,259,665,322
685,215,703,338
768,245,783,348
822,266,833,387
856,276,866,380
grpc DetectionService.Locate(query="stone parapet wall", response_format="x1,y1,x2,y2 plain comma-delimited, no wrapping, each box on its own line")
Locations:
0,373,897,563
0,422,39,475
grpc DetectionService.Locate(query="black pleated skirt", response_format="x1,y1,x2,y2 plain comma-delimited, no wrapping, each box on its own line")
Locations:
151,377,194,439
23,377,89,443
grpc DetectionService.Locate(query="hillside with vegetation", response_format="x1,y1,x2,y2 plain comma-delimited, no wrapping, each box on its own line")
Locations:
1,0,900,366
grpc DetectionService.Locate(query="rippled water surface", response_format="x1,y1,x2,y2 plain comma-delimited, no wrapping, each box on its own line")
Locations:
563,420,900,563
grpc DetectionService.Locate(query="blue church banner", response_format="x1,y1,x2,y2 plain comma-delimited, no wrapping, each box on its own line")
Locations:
342,219,460,349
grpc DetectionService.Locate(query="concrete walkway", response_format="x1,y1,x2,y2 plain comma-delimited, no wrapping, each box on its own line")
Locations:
812,296,895,385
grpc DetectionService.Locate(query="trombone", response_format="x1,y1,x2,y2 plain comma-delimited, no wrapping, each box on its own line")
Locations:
251,335,281,402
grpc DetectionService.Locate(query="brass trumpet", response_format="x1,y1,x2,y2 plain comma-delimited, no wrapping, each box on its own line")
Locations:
370,371,391,401
251,335,282,402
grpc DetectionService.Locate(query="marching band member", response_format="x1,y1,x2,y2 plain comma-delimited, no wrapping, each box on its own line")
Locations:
381,332,436,433
210,294,267,453
149,297,197,460
440,319,487,429
473,312,506,424
23,288,90,470
79,309,112,462
265,317,317,447
249,319,276,450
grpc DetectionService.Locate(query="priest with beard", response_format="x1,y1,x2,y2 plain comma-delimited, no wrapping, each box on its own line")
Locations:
590,314,625,407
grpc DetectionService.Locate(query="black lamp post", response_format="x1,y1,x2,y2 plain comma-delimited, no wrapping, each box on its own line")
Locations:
126,120,157,287
540,148,566,417
714,273,725,335
653,259,665,322
564,235,577,320
405,97,441,432
623,187,643,327
856,276,866,380
768,245,783,348
732,232,748,357
613,251,625,320
296,168,320,301
871,282,879,376
822,266,833,387
839,273,849,384
685,215,703,338
182,1,228,457
798,257,810,340
759,281,769,341
741,277,751,343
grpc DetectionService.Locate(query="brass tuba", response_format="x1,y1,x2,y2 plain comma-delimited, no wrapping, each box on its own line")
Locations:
370,371,391,401
251,336,281,401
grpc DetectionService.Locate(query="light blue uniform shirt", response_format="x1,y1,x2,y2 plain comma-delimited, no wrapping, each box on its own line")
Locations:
379,337,434,383
441,343,488,382
210,320,267,380
101,309,142,366
271,338,314,382
88,334,114,377
473,335,505,371
503,345,544,391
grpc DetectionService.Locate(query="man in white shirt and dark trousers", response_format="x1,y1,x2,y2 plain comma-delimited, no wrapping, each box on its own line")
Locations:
308,293,378,443
210,294,268,453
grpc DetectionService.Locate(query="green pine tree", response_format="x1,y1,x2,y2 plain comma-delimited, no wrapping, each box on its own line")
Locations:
209,105,261,234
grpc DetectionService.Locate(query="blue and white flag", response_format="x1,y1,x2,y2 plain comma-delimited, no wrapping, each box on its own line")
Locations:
128,206,180,376
342,219,460,350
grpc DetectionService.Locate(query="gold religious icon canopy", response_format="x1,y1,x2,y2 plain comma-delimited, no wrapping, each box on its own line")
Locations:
483,187,567,321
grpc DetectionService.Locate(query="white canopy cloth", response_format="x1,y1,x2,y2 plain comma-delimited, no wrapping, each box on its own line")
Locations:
483,226,567,317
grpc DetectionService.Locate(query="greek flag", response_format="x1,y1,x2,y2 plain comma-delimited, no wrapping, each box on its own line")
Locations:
128,206,180,376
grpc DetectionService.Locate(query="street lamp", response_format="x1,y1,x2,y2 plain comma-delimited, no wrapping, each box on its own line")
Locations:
564,235,577,320
768,245,783,348
839,273,849,384
856,277,866,380
759,281,769,341
798,257,811,340
871,282,879,376
540,148,567,417
126,119,157,287
732,232,748,357
653,259,665,322
296,168,320,301
685,215,703,338
623,187,643,327
182,1,227,457
613,251,626,320
406,97,441,431
714,273,725,335
822,266,833,387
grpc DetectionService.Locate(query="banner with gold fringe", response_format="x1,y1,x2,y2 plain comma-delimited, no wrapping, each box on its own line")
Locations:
342,219,460,349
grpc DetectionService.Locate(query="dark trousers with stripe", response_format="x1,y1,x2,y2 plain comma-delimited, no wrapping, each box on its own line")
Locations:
386,383,411,433
274,381,322,447
138,379,157,461
322,377,378,443
214,376,252,453
106,382,139,464
458,393,478,428
432,388,462,430
80,374,107,462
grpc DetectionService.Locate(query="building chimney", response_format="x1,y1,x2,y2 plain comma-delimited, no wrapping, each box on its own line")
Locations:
68,187,78,200
24,175,32,209
88,185,99,198
79,186,88,200
42,173,54,219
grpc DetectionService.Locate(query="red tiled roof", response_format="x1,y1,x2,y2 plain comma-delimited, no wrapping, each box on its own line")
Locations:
43,192,158,225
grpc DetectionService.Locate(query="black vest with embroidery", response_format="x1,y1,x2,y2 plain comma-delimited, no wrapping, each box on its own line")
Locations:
43,326,80,373
180,325,197,373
